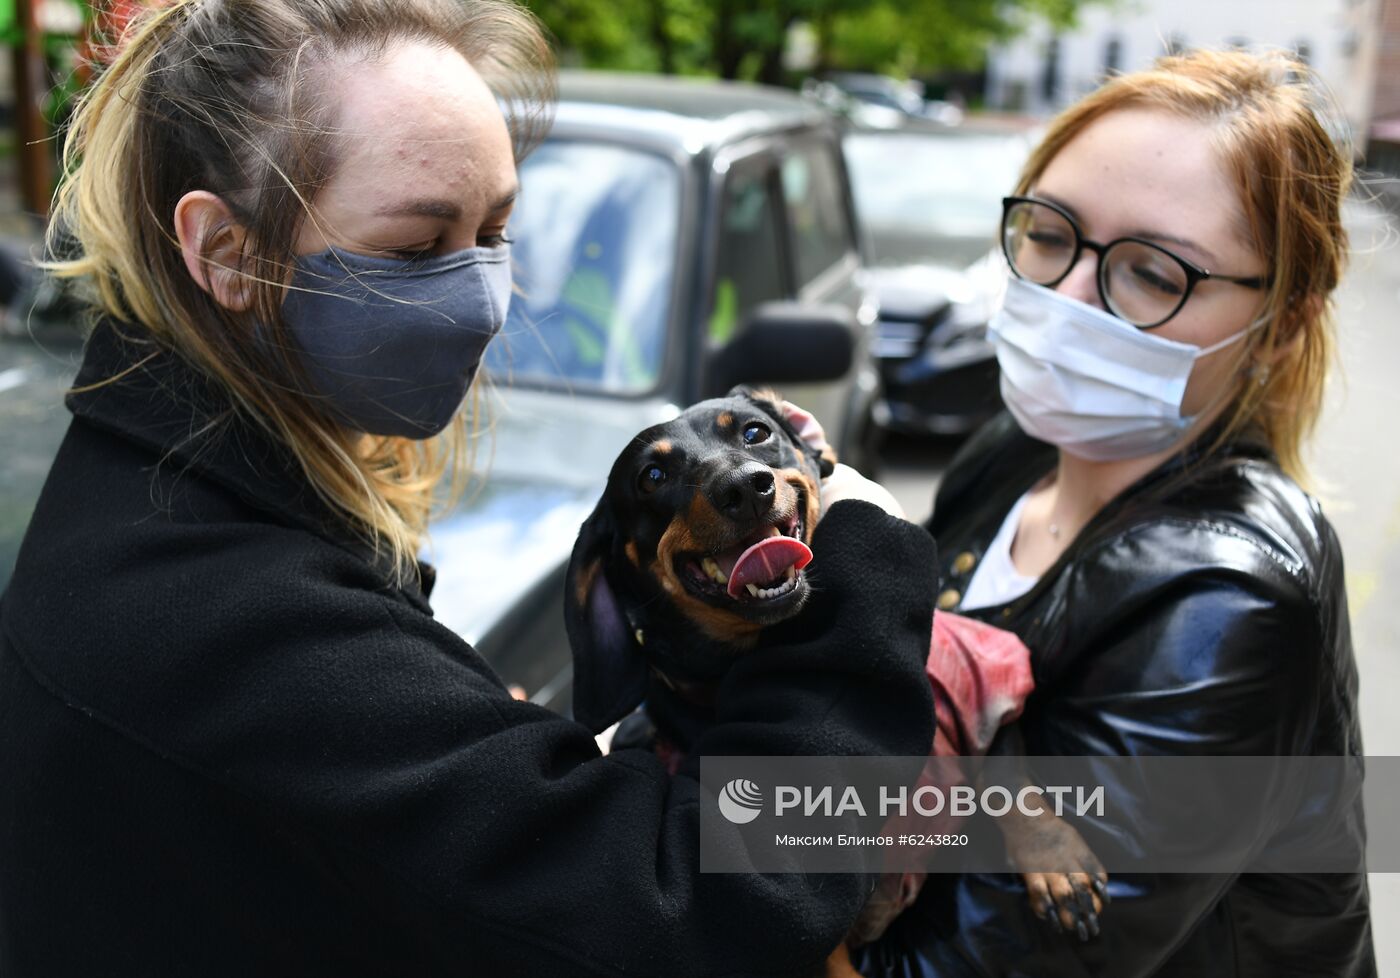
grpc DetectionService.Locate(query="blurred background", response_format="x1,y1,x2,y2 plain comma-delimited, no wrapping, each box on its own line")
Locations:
1,0,1398,963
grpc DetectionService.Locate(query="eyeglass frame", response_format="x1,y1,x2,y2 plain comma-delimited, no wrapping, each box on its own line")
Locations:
1000,195,1271,329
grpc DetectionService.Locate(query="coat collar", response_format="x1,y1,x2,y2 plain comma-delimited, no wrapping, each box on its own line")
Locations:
64,318,437,610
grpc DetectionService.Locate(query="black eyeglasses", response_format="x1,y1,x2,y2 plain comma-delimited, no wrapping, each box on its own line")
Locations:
1000,196,1269,328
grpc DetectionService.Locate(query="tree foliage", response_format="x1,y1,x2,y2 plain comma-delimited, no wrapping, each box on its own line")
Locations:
524,0,1107,81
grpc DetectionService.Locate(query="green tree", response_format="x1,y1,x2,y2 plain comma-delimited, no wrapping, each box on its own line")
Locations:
820,0,1101,77
525,0,1106,82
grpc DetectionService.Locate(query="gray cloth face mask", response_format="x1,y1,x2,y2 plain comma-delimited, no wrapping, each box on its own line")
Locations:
277,244,511,439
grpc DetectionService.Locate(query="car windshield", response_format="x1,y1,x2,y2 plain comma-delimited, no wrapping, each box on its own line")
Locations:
843,130,1028,267
484,141,681,395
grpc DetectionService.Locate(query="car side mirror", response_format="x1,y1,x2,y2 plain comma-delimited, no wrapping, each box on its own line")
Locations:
707,302,856,393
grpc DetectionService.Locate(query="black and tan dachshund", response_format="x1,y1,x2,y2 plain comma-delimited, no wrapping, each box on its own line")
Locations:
564,386,1108,961
565,385,832,750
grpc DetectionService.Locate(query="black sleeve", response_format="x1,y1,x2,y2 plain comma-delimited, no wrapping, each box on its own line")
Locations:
165,498,939,977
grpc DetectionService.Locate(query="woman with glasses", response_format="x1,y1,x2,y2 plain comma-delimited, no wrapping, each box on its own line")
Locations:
856,49,1373,977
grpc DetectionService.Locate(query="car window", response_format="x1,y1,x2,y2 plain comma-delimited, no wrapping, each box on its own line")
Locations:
780,143,854,287
708,162,786,345
484,141,680,395
843,131,1029,266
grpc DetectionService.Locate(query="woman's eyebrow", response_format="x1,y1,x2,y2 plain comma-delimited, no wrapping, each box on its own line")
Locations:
376,198,462,220
1034,190,1218,264
374,188,518,220
1126,229,1219,265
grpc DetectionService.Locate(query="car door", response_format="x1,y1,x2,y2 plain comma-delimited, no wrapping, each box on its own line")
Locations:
699,134,877,463
772,132,877,460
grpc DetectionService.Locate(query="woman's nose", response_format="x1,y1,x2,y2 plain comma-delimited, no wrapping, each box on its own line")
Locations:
1055,252,1106,311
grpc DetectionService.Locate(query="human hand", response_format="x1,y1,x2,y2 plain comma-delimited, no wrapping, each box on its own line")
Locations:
778,401,899,519
819,463,905,520
779,399,831,456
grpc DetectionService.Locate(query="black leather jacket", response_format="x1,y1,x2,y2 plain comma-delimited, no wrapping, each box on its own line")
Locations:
860,412,1375,978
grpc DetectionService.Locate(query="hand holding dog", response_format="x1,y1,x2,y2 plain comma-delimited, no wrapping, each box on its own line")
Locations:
820,464,906,520
780,400,905,521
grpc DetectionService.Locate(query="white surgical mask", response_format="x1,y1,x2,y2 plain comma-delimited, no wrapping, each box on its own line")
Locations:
988,277,1266,461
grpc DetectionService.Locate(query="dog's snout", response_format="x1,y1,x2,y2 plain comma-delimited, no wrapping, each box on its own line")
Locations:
709,463,776,522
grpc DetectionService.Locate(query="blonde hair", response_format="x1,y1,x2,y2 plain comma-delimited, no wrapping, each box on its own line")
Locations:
48,0,555,588
1016,48,1352,483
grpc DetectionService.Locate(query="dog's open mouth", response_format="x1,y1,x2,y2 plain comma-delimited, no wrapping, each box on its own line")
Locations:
677,500,812,607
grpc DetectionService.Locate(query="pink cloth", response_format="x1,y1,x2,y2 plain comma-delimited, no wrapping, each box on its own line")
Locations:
929,610,1035,757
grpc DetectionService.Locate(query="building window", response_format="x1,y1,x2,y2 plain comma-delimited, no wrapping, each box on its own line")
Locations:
1294,39,1312,65
1042,36,1061,102
1103,35,1124,77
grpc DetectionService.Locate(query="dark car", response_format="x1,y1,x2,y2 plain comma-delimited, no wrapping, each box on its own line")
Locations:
424,71,886,715
843,119,1036,436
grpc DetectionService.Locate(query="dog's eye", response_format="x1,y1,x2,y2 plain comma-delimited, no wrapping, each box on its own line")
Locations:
742,422,771,445
638,463,667,494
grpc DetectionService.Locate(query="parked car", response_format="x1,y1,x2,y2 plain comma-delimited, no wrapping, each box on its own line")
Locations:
842,118,1036,436
427,71,886,714
823,72,964,127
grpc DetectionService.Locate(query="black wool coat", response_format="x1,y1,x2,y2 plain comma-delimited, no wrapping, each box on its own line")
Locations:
0,319,938,978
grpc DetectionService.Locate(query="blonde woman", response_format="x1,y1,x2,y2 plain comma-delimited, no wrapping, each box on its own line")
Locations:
856,51,1374,977
0,1,939,975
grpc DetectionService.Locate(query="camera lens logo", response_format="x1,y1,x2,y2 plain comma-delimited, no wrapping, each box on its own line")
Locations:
718,779,764,824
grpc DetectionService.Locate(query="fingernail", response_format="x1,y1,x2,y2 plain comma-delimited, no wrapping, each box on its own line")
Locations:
1093,878,1111,904
1088,914,1100,938
1076,921,1089,942
1049,913,1064,934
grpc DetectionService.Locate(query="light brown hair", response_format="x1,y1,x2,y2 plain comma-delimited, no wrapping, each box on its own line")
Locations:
48,0,556,587
1016,48,1352,482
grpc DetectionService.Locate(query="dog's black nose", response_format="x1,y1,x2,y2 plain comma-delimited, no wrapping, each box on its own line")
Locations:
708,463,776,522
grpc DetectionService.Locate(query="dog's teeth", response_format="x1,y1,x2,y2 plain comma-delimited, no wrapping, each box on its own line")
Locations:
702,557,728,584
746,583,760,597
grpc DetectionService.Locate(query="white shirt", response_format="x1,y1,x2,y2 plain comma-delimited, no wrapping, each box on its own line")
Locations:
959,490,1039,611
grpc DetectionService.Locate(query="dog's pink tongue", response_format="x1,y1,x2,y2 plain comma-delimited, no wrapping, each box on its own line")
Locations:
726,537,813,597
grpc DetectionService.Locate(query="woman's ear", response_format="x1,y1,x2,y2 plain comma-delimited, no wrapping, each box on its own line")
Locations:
173,190,253,312
1256,295,1319,372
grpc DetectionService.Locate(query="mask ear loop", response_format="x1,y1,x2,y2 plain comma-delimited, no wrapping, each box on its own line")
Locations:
1193,312,1271,359
1177,312,1274,432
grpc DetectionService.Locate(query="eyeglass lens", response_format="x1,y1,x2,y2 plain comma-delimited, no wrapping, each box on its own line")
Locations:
1003,199,1190,327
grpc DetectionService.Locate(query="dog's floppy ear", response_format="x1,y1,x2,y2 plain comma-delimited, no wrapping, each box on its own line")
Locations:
726,384,837,478
564,498,648,734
